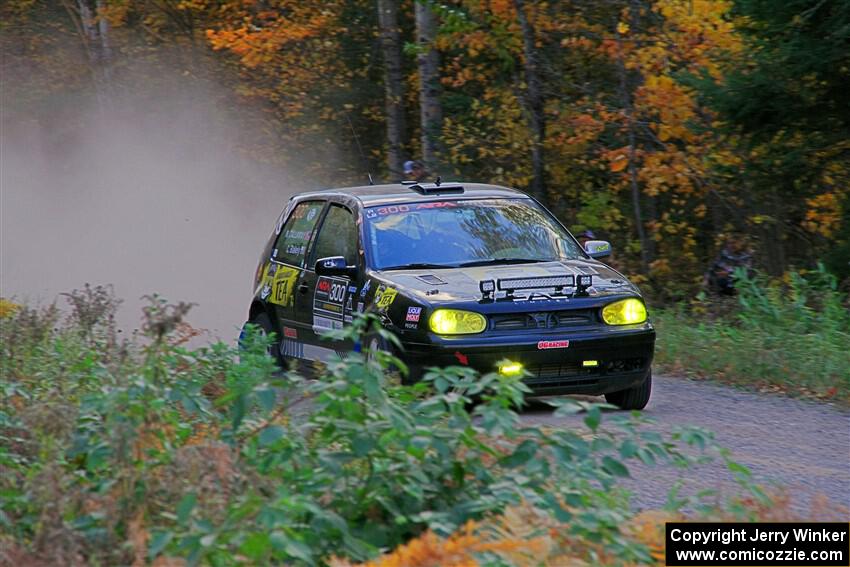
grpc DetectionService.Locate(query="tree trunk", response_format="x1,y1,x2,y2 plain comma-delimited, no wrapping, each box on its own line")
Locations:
414,1,442,175
513,0,546,203
377,0,406,180
62,0,112,104
614,11,650,272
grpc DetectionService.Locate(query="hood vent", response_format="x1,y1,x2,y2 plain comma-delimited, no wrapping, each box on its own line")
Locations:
417,274,447,285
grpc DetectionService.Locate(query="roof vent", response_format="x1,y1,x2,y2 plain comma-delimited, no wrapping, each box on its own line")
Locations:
409,182,464,194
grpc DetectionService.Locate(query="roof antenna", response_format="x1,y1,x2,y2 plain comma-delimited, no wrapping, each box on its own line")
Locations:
435,175,442,187
344,109,374,185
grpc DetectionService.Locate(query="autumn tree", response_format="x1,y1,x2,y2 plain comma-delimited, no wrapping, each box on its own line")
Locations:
512,0,546,202
415,0,443,174
377,0,407,178
697,0,850,275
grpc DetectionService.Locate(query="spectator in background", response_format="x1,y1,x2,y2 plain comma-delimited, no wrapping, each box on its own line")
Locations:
576,229,596,250
404,160,428,182
705,235,754,295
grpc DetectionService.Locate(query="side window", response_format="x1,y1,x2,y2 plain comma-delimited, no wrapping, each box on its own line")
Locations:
311,205,358,266
273,201,325,266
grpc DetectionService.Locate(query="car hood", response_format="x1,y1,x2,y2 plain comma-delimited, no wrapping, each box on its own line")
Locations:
374,260,638,303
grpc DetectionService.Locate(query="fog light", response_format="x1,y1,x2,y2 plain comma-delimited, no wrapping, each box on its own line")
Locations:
582,360,599,367
499,362,524,376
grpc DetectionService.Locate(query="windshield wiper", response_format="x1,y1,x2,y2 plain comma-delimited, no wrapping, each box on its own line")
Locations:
380,262,459,271
456,258,548,267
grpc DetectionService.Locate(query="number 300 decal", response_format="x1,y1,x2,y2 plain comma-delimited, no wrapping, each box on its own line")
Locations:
329,283,346,303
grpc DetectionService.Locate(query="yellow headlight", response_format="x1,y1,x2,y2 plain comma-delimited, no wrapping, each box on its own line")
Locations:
601,298,647,325
429,309,487,335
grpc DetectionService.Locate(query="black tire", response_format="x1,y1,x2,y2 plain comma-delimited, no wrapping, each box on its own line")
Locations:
604,368,652,410
364,334,420,385
242,312,283,367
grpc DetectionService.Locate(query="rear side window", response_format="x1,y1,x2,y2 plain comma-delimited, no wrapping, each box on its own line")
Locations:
311,205,358,265
273,201,324,266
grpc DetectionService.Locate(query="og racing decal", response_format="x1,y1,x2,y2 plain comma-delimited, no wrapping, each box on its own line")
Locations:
313,276,349,332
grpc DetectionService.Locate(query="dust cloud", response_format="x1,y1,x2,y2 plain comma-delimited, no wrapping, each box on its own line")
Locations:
1,69,308,340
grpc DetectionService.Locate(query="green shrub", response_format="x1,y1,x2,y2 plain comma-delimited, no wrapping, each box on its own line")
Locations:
1,289,722,565
654,265,850,401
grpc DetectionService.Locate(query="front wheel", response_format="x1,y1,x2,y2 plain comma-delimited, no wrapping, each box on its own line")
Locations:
364,334,420,385
604,368,652,410
240,312,282,367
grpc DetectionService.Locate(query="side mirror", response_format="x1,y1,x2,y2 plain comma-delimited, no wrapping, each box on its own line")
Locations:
584,240,612,259
315,256,357,278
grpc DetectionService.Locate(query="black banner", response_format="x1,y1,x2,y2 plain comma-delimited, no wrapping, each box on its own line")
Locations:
666,522,849,566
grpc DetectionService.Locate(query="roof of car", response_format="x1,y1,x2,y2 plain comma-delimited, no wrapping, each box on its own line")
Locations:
295,182,529,206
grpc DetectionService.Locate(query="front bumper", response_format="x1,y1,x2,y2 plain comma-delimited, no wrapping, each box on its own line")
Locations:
400,325,655,396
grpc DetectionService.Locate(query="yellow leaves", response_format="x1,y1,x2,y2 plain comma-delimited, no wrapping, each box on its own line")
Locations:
804,192,842,238
616,21,630,35
0,298,20,319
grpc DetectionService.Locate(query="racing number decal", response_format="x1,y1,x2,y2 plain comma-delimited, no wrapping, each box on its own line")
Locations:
313,276,349,332
328,281,346,303
267,265,298,307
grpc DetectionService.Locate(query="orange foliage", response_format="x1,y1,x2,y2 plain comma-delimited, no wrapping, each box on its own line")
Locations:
331,520,546,567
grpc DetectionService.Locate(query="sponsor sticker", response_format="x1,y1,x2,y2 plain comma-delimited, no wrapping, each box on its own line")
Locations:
366,202,458,217
283,327,297,339
538,339,570,350
313,315,343,332
260,283,271,300
374,285,398,310
406,307,422,323
269,266,298,307
313,276,349,331
360,280,371,298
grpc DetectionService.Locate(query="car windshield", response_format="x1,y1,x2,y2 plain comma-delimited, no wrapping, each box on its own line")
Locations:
364,198,584,270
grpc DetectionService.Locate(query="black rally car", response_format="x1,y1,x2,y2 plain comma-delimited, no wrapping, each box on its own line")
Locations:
243,182,655,409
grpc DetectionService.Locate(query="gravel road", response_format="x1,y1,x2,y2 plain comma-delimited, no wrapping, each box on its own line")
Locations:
520,374,850,514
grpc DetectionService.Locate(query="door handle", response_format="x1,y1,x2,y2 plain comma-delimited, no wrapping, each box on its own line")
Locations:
298,283,309,294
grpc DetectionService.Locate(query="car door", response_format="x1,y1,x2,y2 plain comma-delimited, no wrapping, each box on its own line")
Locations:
265,200,326,359
295,202,361,360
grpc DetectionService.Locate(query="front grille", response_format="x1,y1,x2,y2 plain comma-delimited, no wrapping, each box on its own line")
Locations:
527,378,601,390
491,309,594,331
605,358,646,372
525,357,647,385
525,362,593,383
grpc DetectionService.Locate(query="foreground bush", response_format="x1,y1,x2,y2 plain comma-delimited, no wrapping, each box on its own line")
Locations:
3,287,731,565
654,266,850,403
